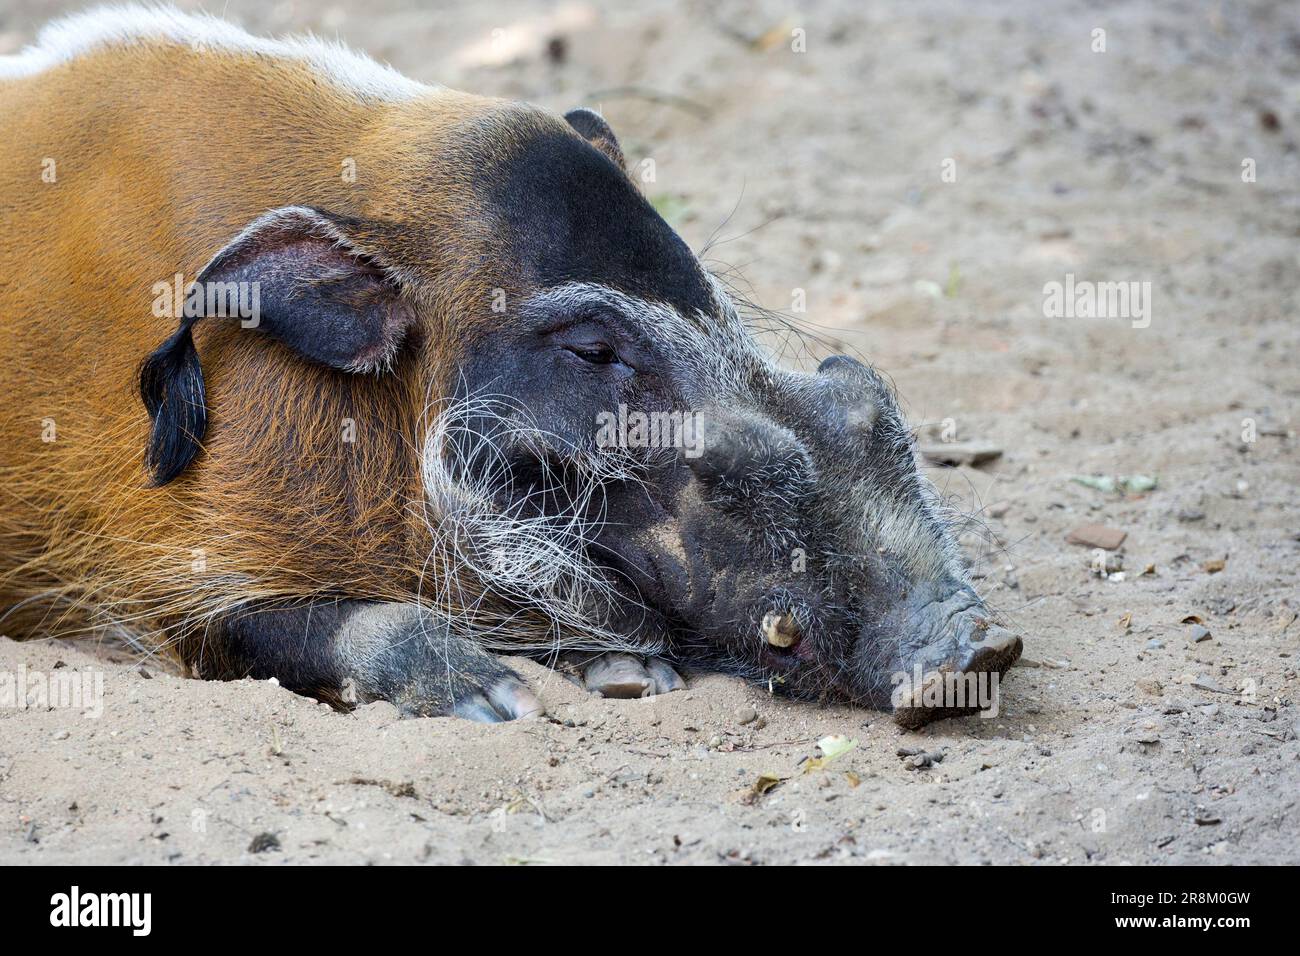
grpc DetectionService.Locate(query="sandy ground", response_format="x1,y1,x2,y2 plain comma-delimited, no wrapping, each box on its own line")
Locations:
2,0,1298,865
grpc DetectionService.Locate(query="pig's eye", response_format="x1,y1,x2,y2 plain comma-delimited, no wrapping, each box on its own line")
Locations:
566,342,620,365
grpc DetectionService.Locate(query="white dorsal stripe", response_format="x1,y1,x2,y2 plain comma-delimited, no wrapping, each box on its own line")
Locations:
0,3,432,101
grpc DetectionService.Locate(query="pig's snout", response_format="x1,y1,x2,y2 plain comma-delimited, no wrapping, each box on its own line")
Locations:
851,579,1023,727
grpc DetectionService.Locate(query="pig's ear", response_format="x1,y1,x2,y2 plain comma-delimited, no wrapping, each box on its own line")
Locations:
138,205,414,486
564,108,625,171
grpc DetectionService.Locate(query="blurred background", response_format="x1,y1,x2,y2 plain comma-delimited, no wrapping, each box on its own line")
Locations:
2,0,1295,399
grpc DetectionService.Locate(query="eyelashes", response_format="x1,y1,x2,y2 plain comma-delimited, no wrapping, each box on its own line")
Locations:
565,342,621,365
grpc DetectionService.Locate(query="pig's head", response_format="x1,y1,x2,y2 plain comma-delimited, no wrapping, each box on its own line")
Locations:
425,107,1022,725
138,101,1019,726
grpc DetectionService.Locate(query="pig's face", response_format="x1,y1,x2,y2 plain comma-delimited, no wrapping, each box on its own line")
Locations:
430,108,1021,724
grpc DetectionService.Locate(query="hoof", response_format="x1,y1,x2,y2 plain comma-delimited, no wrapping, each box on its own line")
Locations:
452,679,546,723
580,652,686,698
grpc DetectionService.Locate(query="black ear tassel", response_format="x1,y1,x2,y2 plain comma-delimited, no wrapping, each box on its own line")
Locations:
138,318,207,486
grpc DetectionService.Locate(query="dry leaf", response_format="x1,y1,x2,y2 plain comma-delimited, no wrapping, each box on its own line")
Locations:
816,735,858,760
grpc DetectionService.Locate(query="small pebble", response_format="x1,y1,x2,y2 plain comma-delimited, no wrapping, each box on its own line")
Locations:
248,832,280,854
1132,720,1162,744
1192,675,1233,694
1066,523,1127,550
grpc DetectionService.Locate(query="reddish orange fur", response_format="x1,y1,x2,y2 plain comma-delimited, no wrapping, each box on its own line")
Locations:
0,33,571,657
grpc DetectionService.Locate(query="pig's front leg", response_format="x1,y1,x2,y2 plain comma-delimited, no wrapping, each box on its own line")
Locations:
187,598,544,721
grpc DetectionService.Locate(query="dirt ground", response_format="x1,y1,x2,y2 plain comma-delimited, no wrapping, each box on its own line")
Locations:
2,0,1298,865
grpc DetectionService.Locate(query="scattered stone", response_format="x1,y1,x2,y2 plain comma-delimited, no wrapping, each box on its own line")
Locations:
1131,720,1162,744
1190,624,1212,643
736,705,758,725
988,501,1011,519
1199,704,1220,718
1066,524,1127,550
1136,678,1163,696
1070,474,1157,494
1191,674,1233,695
1241,707,1278,723
1146,638,1165,650
918,441,1002,467
248,832,281,854
1089,551,1124,575
1202,558,1226,574
1177,508,1205,522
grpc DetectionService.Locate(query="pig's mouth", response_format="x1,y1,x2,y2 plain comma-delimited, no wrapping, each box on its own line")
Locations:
678,581,1023,727
584,504,1023,727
